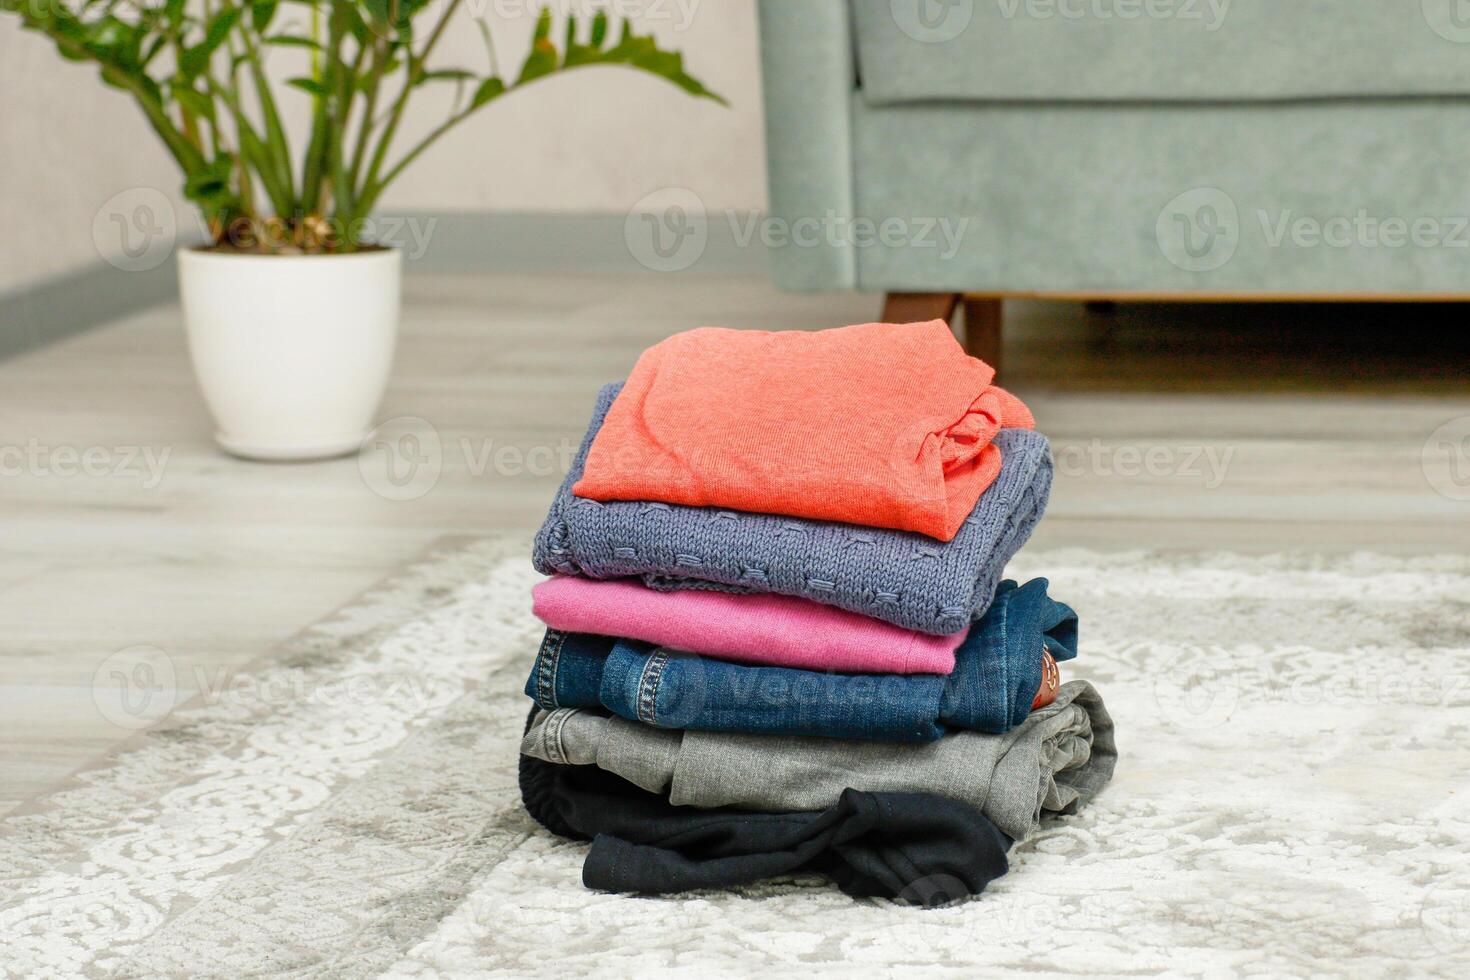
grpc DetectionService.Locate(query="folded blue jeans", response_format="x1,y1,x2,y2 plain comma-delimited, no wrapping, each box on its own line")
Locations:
532,384,1052,636
524,579,1078,741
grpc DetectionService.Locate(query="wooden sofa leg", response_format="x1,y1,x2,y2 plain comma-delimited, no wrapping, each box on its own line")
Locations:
881,292,960,325
881,292,1001,376
962,296,1003,375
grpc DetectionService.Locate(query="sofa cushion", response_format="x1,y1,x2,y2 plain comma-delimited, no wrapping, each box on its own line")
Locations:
847,95,1470,294
855,0,1470,103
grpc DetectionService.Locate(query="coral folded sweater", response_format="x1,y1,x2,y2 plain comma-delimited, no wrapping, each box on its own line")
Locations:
570,321,1034,542
531,576,966,675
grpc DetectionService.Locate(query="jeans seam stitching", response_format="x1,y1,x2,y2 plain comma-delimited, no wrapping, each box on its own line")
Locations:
636,650,669,726
535,630,567,709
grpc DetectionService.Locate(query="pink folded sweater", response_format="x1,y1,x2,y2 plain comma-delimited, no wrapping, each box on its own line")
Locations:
532,576,964,675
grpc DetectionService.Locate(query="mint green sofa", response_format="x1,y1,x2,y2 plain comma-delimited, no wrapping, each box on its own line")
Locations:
758,1,1470,366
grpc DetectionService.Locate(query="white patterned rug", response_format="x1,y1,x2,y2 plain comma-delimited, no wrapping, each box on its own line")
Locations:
3,539,1469,978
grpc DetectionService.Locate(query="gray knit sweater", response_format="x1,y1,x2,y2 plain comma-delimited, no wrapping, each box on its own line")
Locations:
532,384,1052,635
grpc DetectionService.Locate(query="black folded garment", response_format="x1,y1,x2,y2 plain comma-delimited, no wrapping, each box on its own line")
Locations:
518,714,1012,905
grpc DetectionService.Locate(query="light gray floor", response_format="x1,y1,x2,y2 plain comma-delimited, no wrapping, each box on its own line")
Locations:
3,272,1469,811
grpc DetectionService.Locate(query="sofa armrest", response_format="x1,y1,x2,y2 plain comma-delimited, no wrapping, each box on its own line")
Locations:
757,0,858,292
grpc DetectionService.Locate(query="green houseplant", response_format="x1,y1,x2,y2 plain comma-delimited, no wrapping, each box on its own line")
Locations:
3,0,724,457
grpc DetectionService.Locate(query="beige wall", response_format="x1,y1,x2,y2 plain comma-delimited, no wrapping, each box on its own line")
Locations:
0,1,765,295
1,23,183,292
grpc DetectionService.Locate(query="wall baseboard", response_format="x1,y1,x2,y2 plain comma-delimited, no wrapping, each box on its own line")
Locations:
0,210,769,362
0,261,178,362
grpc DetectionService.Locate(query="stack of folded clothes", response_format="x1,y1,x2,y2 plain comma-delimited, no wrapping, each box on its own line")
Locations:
520,320,1117,905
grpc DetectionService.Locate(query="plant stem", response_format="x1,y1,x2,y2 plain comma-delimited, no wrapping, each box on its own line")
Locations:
329,28,367,241
347,37,388,194
105,64,208,175
311,2,322,78
301,2,348,217
209,73,293,218
357,0,464,218
238,26,297,208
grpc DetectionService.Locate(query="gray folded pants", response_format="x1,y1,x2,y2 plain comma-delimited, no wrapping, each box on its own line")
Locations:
522,680,1116,842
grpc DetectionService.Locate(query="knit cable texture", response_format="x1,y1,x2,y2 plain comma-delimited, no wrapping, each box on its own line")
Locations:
532,384,1053,636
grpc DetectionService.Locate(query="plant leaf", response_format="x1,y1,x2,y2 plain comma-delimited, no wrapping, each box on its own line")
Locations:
417,68,477,85
180,7,241,78
251,0,278,31
172,83,216,124
362,0,431,37
182,157,235,211
471,76,505,108
595,22,727,104
286,76,329,97
520,15,727,105
264,34,322,49
515,8,557,83
141,35,167,68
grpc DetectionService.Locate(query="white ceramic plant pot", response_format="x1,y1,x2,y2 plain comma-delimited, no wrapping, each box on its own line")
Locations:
179,248,401,461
